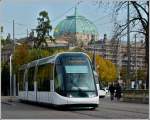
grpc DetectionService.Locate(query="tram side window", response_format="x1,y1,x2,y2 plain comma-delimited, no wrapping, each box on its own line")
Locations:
18,70,25,91
37,64,52,91
54,65,64,92
28,67,35,91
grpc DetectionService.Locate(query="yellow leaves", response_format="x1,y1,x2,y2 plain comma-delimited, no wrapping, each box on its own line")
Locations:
88,53,117,83
97,56,117,82
13,44,67,73
28,48,50,61
13,44,29,66
105,59,117,82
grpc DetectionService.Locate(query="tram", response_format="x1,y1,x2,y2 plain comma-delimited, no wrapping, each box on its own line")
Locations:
18,52,99,108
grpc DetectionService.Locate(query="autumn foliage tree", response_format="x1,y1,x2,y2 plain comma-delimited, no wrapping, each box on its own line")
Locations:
13,44,52,72
130,69,146,81
88,53,117,84
13,44,29,72
28,48,51,61
13,43,67,73
120,67,127,80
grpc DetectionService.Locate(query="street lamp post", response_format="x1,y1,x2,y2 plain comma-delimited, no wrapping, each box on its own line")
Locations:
127,1,131,89
9,19,16,97
118,38,122,82
134,34,138,89
9,54,12,96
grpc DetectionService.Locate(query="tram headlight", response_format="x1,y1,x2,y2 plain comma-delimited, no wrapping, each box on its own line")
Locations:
88,93,96,98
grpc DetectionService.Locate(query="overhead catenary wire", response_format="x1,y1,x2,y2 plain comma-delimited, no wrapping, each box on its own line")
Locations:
15,32,27,36
51,1,84,23
51,7,74,23
93,3,128,23
2,20,36,30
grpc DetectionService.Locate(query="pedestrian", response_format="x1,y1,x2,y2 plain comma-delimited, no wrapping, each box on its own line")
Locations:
115,83,122,101
109,83,115,101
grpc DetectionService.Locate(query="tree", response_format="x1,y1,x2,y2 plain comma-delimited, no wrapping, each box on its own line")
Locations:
137,69,146,81
28,48,51,61
113,1,149,88
120,67,127,80
13,44,52,72
13,44,66,72
131,69,146,81
1,63,10,95
6,33,11,41
35,10,53,48
13,44,68,72
89,53,117,84
1,37,6,45
13,43,29,72
1,33,12,45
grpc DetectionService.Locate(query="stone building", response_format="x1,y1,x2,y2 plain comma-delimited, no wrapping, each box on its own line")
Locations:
86,34,146,70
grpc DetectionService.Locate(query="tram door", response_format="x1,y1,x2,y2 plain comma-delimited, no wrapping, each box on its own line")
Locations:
49,80,54,103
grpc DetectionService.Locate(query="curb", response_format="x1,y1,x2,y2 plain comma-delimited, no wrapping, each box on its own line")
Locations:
1,101,13,105
1,96,18,103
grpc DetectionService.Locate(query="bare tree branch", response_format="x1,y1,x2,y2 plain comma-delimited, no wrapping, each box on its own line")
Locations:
113,25,128,38
115,1,127,12
118,17,146,28
132,1,148,16
130,30,146,35
131,1,147,31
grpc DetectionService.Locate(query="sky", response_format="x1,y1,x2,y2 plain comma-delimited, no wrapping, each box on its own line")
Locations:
0,0,127,40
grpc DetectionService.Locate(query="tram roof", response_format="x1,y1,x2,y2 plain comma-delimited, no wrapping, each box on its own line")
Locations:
19,55,56,70
19,52,87,70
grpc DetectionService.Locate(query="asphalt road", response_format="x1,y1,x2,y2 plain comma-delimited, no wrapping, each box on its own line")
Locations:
1,96,149,119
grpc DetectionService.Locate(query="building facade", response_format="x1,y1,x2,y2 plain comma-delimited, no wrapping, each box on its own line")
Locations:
85,34,146,84
86,34,146,69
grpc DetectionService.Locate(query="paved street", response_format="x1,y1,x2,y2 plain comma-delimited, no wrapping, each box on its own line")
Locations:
1,96,149,119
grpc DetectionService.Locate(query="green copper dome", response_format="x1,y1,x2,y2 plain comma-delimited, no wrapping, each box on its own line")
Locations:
54,8,98,38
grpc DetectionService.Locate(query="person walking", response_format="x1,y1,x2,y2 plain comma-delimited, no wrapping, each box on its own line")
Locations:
109,83,115,101
115,83,122,101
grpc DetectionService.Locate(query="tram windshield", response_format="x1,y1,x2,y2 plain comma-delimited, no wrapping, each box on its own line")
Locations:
54,53,97,97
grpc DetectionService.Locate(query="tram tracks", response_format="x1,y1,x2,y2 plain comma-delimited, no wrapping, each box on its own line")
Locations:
97,106,148,115
68,106,148,119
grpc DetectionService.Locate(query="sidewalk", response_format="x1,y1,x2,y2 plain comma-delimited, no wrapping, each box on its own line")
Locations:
1,96,18,105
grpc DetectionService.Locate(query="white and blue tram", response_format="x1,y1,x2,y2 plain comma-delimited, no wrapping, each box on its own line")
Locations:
18,52,99,108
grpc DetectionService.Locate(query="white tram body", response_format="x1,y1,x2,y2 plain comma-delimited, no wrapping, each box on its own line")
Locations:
18,52,99,108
